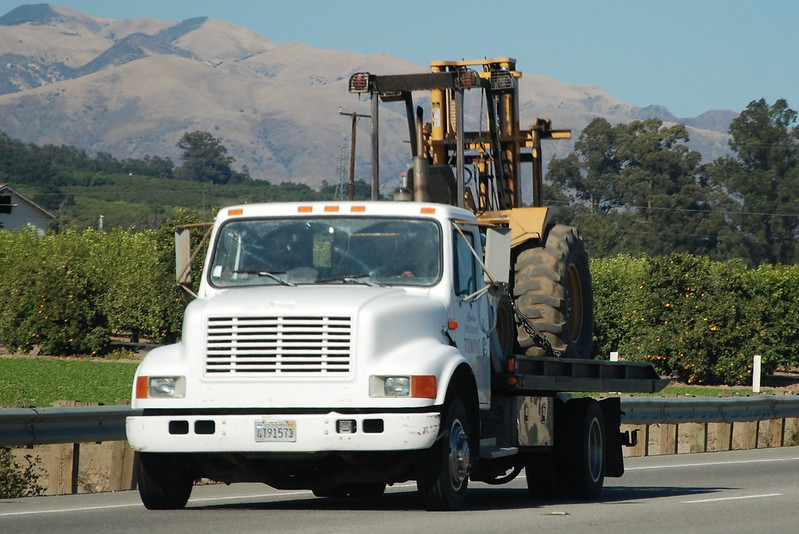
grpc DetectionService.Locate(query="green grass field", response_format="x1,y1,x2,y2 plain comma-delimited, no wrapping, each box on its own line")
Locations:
0,358,138,407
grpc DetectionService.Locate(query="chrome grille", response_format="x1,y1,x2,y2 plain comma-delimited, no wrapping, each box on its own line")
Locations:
205,316,352,375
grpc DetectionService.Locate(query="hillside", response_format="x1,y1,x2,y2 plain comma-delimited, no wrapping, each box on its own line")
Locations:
0,3,735,195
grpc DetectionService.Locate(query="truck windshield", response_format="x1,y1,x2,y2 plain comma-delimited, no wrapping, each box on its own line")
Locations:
208,217,442,288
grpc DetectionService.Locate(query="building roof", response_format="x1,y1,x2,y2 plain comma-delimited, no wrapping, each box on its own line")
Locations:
0,183,57,220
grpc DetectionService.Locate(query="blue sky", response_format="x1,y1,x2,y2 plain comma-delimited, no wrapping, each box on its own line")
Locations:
2,0,796,118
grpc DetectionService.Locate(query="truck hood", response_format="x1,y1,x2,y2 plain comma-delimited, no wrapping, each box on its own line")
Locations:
181,285,450,378
188,284,427,317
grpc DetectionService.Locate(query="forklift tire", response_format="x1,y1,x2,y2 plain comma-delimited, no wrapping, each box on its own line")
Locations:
136,452,194,510
513,224,594,359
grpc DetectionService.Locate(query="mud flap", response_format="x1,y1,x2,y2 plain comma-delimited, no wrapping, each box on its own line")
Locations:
599,397,624,478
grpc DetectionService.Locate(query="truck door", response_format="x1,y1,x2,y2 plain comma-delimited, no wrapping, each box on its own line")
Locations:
451,224,491,406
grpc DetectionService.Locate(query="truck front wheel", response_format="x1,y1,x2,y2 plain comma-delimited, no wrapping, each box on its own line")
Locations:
136,452,194,510
416,398,471,511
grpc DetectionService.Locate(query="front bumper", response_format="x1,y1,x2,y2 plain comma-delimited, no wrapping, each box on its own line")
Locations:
126,410,441,453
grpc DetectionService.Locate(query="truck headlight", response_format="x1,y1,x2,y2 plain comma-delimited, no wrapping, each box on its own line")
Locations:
370,376,436,398
136,376,186,398
384,377,410,396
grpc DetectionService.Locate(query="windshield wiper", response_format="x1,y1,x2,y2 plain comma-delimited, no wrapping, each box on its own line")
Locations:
233,270,295,286
316,273,377,286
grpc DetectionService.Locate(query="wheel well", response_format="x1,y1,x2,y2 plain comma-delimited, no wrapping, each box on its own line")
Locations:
446,364,480,449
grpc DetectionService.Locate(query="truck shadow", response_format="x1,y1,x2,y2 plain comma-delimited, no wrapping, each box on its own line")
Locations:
189,484,729,512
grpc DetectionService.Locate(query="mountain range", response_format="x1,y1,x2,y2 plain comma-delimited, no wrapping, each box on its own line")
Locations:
0,4,736,194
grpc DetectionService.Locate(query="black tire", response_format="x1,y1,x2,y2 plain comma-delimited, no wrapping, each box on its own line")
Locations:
136,452,194,510
513,224,593,358
494,291,516,360
416,398,471,511
489,290,515,376
561,398,605,500
525,450,559,499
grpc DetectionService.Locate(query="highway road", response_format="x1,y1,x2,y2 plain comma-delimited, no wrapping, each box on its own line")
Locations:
2,446,798,533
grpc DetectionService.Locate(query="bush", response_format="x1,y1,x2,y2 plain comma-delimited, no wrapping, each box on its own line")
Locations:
590,254,648,359
0,447,45,498
592,253,778,385
0,229,109,355
0,218,198,355
92,228,185,343
752,264,799,370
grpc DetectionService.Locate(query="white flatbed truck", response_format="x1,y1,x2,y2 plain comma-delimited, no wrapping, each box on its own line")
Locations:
128,57,667,510
127,200,666,511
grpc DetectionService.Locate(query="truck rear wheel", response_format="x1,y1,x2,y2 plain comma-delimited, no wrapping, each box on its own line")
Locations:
136,452,194,510
562,398,605,499
416,398,471,511
513,224,593,358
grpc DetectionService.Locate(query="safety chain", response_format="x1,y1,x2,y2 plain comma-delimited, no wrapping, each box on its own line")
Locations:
506,288,562,358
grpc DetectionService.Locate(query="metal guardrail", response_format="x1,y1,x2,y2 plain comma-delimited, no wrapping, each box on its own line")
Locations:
1,396,799,448
620,395,799,425
0,405,141,447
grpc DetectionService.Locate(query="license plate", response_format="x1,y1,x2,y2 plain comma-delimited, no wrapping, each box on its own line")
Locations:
255,420,296,442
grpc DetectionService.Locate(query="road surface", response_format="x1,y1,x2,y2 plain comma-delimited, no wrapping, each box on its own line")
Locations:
1,446,797,533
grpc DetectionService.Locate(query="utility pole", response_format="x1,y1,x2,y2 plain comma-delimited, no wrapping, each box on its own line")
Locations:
339,109,370,200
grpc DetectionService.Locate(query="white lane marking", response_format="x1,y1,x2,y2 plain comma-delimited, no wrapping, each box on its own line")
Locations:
0,491,305,518
682,493,782,504
0,483,418,518
0,503,142,518
0,492,299,518
0,491,296,517
626,456,799,471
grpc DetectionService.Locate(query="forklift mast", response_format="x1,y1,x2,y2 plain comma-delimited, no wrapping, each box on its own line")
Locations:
348,58,571,211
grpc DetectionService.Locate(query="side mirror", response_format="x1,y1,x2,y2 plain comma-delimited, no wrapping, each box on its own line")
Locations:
175,228,193,286
484,226,511,284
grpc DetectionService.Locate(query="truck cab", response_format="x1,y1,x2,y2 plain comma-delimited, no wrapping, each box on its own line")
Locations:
127,200,496,509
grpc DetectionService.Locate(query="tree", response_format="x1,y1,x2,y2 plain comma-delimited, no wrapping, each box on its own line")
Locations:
707,99,799,265
176,131,246,184
616,120,708,255
120,155,175,178
547,118,708,257
548,118,622,214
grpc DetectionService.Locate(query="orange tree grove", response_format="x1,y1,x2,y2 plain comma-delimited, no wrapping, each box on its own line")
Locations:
1,225,798,385
592,253,799,384
0,211,204,355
